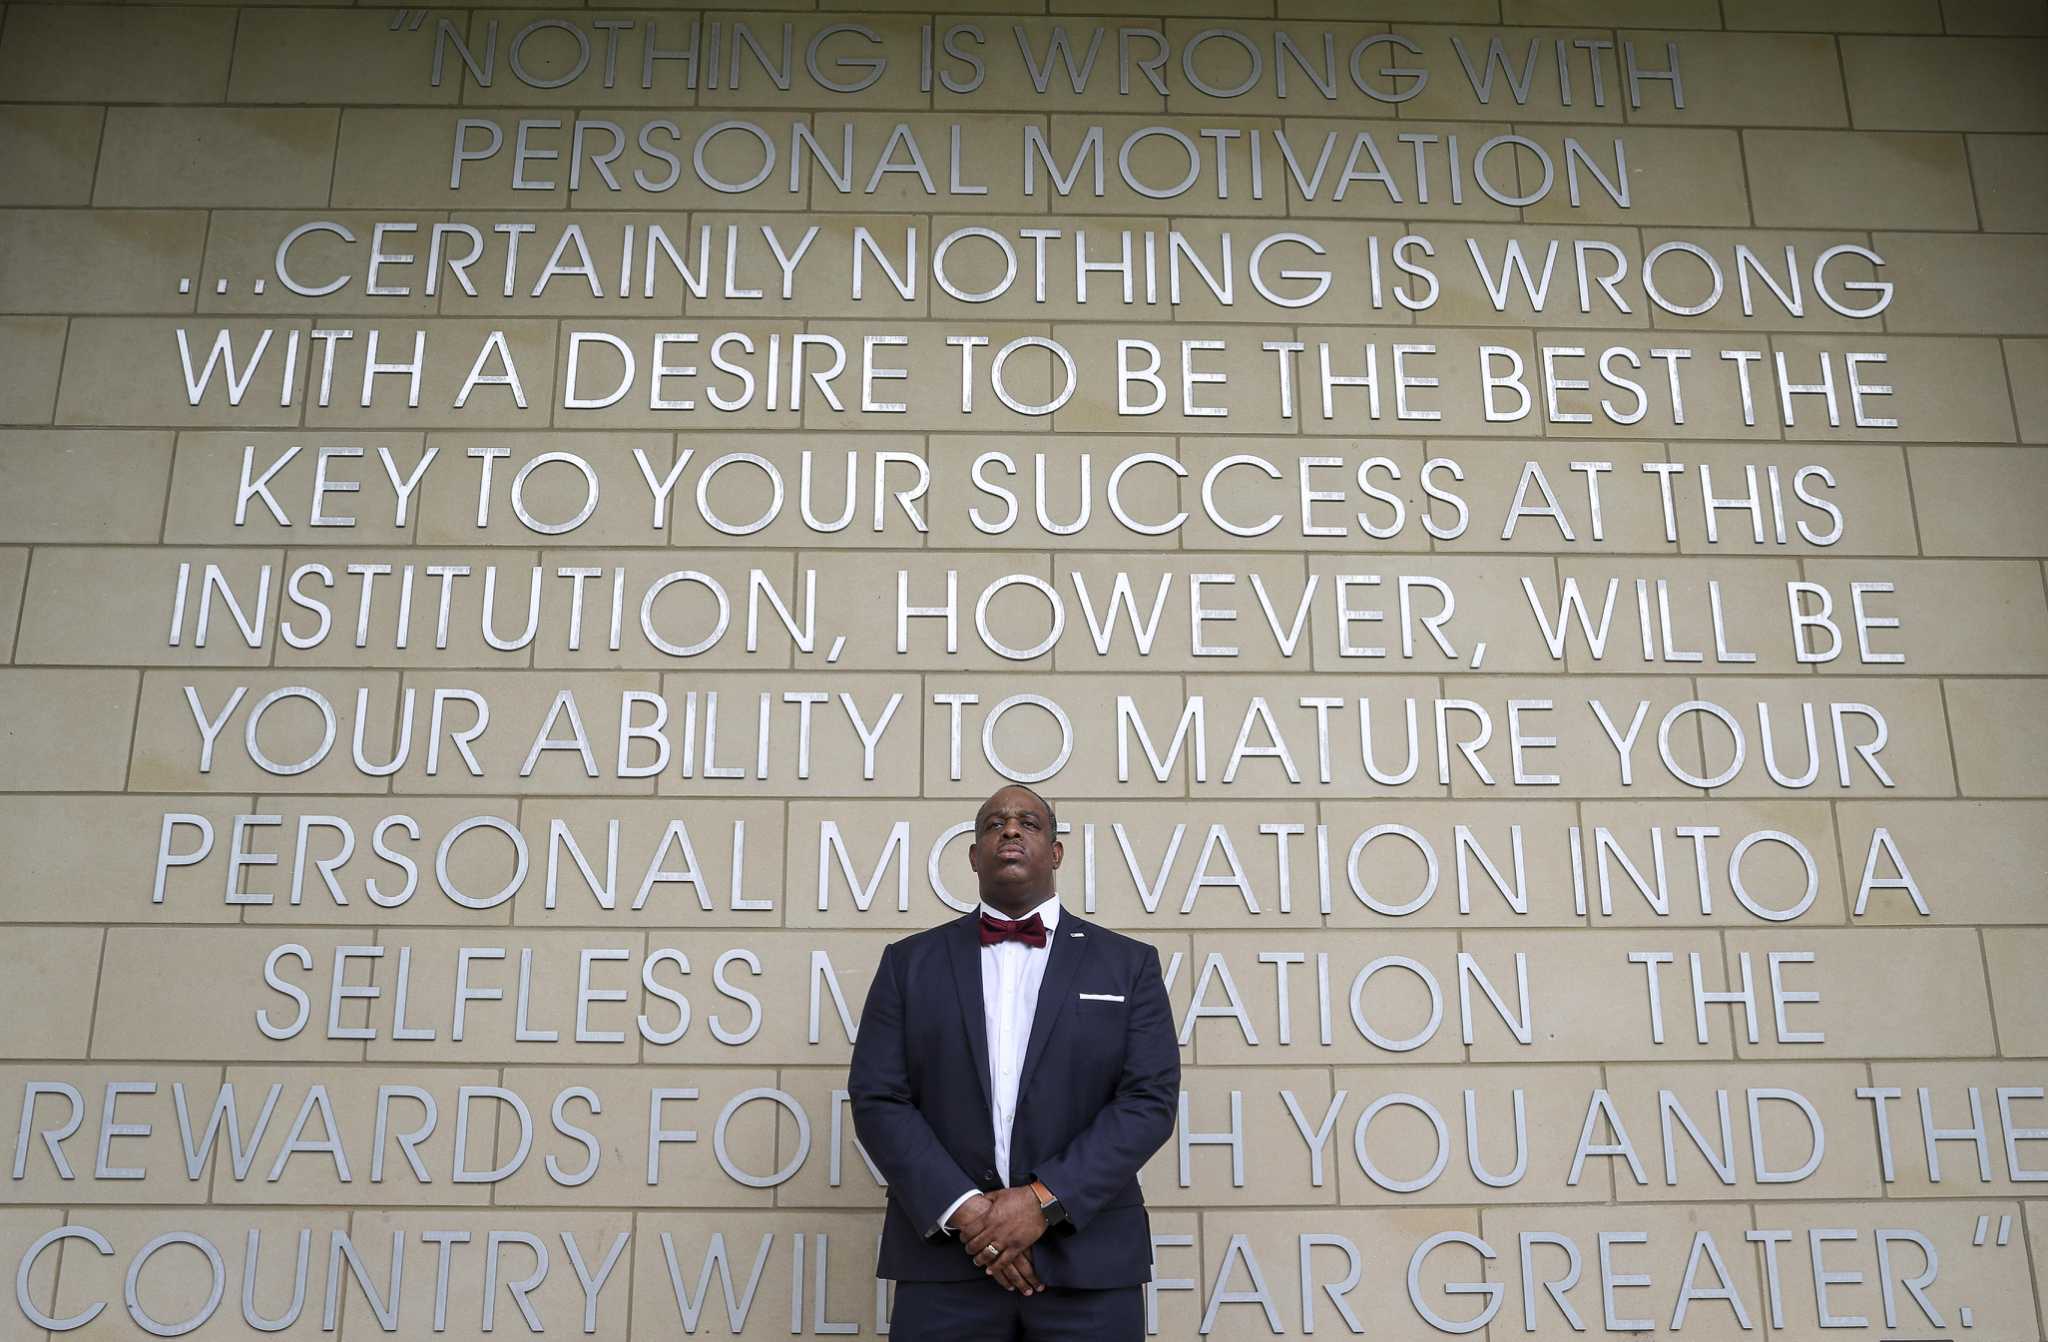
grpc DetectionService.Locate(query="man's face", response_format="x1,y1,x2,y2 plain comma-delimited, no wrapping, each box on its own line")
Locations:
967,786,1061,905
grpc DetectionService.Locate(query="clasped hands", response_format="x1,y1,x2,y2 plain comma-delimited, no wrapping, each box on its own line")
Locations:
947,1189,1048,1295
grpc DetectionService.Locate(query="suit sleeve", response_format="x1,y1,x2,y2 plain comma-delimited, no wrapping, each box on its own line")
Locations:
1026,939,1180,1233
848,940,979,1243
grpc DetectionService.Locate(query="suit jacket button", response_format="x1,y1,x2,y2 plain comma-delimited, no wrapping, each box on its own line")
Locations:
981,1169,997,1184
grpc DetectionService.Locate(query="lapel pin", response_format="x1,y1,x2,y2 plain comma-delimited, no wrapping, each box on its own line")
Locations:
1070,931,1084,937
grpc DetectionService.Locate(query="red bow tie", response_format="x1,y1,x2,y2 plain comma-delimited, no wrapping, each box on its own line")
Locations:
979,910,1048,948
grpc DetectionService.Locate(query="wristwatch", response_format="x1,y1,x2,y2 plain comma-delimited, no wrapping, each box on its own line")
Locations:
1028,1179,1069,1228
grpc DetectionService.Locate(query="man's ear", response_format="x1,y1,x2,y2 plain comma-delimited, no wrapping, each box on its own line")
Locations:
1050,838,1063,869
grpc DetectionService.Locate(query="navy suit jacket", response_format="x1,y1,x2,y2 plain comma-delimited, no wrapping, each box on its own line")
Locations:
848,908,1180,1289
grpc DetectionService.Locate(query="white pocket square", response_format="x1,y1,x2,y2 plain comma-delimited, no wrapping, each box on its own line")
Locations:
1078,992,1125,1002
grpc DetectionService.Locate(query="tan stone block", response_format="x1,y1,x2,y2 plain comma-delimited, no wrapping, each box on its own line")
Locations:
624,931,892,1067
0,1210,63,1328
805,112,1039,214
631,1213,889,1339
0,316,64,424
0,927,99,1058
655,671,922,799
0,5,233,102
0,1064,222,1203
92,926,367,1063
1427,225,1645,329
1554,556,1807,675
20,549,274,667
925,671,1184,799
1188,1208,1478,1342
1392,27,1624,124
1749,131,1976,229
1142,1067,1341,1207
494,1067,782,1207
58,317,312,429
813,546,1051,670
1839,800,2048,925
128,669,400,794
1600,1060,1882,1200
1671,443,1917,556
1056,551,1313,672
1725,0,1941,29
1509,0,1719,20
1577,798,1845,926
198,210,443,318
333,108,563,210
1160,20,1408,119
1529,126,1750,227
0,547,22,656
917,214,1194,325
1709,675,1952,798
1185,931,1459,1066
231,8,465,103
410,434,669,548
300,319,558,430
95,108,337,209
1728,927,1995,1059
1878,233,2048,335
1844,35,2048,130
1425,441,1674,554
1947,677,2048,794
16,547,274,668
0,106,103,206
513,797,783,928
1464,928,1736,1061
2010,338,2048,443
1172,437,1431,554
0,795,247,924
1181,673,1452,799
1623,30,1848,125
0,429,172,542
1293,328,1544,440
1282,0,1494,14
1804,558,2048,674
1768,334,2015,443
1970,133,2048,230
1525,329,1774,442
0,209,208,313
1946,0,2048,32
209,1064,497,1205
1764,1196,2037,1335
1278,118,1522,223
925,432,1178,551
1032,113,1285,216
46,1209,352,1337
166,431,427,547
1984,927,2048,1054
542,317,801,432
2034,1202,2048,1328
381,669,658,796
805,319,1061,433
1309,553,1561,674
0,668,135,791
339,1209,636,1338
1476,1202,1762,1338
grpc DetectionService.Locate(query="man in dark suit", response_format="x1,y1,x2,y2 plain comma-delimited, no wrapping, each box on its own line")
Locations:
849,784,1180,1340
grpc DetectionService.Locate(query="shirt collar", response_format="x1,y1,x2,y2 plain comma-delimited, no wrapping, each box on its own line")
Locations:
977,891,1061,932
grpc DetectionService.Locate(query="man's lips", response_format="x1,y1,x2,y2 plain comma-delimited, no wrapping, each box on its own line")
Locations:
997,844,1026,860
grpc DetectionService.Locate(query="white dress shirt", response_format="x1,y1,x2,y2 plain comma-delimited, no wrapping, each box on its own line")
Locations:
936,892,1061,1233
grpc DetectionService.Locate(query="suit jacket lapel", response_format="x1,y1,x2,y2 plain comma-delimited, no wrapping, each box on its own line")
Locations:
1015,913,1090,1100
946,911,995,1120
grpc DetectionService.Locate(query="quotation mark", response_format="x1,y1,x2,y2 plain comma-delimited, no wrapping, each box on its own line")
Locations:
387,9,429,31
1971,1213,2012,1246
